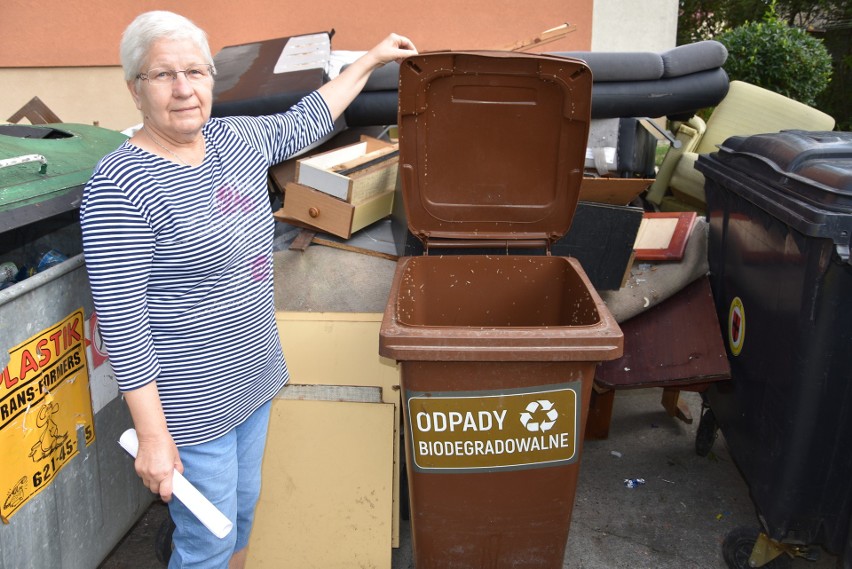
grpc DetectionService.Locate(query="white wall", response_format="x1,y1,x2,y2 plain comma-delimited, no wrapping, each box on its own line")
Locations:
591,0,679,52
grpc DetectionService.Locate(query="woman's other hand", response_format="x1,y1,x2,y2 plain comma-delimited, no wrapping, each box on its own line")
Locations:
135,429,183,502
123,381,183,502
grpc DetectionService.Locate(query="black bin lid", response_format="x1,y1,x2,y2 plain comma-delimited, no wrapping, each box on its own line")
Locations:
397,51,593,246
698,130,852,263
716,130,852,213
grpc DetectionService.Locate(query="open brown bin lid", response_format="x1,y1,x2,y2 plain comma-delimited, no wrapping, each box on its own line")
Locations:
381,53,622,363
397,51,593,247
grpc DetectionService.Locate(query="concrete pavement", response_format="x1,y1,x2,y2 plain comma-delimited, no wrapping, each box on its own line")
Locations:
100,229,842,569
99,389,840,569
391,388,840,569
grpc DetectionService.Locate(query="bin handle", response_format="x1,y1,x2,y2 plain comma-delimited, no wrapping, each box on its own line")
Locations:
0,154,48,175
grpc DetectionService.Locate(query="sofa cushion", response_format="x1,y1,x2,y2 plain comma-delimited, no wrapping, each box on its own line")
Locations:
354,42,727,94
660,40,728,78
341,60,400,91
589,68,729,119
549,51,663,82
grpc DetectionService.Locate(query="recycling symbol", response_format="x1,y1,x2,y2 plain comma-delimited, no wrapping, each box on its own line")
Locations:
520,400,559,432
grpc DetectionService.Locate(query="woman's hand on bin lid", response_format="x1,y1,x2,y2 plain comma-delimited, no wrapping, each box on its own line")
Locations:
318,33,417,121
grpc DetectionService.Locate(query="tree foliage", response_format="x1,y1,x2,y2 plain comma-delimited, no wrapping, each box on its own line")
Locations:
717,9,833,106
678,0,848,120
678,0,765,44
678,0,851,45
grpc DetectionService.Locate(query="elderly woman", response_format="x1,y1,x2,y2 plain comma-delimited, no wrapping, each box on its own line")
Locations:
80,11,415,569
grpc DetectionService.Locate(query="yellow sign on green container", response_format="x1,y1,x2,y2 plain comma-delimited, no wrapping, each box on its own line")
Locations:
1,309,96,522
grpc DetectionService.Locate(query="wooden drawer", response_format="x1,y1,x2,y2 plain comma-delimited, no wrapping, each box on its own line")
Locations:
296,137,398,204
277,181,394,239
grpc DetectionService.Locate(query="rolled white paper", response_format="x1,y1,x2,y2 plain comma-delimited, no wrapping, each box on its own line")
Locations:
118,429,233,539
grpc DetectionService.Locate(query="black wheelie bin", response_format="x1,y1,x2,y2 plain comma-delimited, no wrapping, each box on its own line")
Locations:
696,130,852,569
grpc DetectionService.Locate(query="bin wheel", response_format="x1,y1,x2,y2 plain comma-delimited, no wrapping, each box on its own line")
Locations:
723,527,792,569
155,512,175,565
695,407,718,457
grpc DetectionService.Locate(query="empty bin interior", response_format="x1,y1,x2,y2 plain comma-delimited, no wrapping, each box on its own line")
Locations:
395,255,600,328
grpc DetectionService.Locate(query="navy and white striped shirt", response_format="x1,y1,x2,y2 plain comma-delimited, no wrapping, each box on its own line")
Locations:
81,92,333,446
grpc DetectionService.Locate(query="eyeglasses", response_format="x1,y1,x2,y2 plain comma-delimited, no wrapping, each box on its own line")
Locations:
136,64,216,85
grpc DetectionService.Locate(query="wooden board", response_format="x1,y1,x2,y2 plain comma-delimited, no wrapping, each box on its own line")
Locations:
248,397,394,568
579,177,653,206
633,211,697,261
274,313,402,547
595,276,730,390
311,235,398,261
552,201,644,291
296,136,398,204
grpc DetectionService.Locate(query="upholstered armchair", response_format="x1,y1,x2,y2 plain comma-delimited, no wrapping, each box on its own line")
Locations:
647,80,836,212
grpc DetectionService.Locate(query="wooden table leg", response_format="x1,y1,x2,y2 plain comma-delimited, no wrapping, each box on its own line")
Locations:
586,387,615,440
661,388,693,424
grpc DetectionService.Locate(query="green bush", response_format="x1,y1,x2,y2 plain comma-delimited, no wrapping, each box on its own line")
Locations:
717,10,833,107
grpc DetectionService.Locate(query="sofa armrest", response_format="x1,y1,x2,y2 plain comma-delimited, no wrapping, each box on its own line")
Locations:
646,117,706,205
668,153,706,208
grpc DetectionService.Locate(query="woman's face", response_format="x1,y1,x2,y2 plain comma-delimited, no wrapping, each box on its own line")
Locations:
128,38,213,142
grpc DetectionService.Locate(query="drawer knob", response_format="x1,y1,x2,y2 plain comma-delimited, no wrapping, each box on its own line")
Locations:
308,207,320,218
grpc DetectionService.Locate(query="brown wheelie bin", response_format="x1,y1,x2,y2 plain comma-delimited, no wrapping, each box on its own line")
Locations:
379,51,623,568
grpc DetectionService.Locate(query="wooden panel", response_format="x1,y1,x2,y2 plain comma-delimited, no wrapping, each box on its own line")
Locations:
351,189,394,234
595,276,731,390
346,161,399,205
274,312,402,546
7,96,62,124
275,314,399,400
248,398,394,569
296,137,398,204
579,177,652,206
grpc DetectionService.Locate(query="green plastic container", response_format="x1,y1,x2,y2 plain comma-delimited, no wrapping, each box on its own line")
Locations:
0,123,127,233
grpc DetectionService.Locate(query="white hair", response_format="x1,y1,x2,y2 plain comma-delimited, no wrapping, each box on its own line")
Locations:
120,11,214,82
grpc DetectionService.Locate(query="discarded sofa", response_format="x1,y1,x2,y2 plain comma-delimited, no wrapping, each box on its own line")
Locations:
345,40,730,126
211,36,730,127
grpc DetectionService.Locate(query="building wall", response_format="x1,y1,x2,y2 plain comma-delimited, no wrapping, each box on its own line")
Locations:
1,68,138,131
591,0,679,51
0,0,593,67
1,0,679,131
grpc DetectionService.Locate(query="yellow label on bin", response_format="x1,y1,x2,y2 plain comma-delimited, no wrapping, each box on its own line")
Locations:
406,382,580,472
728,296,745,356
0,309,96,523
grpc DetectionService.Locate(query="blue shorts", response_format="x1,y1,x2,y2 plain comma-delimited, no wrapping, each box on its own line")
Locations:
167,400,271,569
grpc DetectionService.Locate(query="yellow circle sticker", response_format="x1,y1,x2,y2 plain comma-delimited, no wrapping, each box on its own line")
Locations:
728,296,745,356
